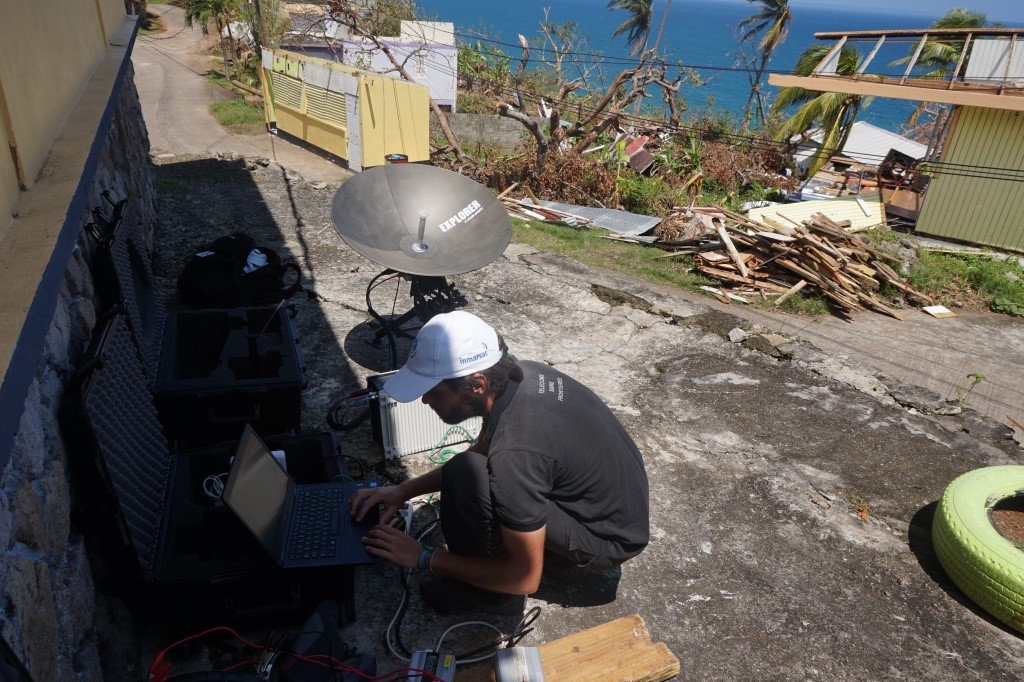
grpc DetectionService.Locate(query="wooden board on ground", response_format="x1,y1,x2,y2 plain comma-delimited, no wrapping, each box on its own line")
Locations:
456,614,679,682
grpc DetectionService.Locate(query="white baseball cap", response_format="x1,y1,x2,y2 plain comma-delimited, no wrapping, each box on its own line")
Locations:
382,311,502,402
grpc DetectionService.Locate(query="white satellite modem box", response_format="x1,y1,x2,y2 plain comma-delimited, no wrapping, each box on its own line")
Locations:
368,373,481,459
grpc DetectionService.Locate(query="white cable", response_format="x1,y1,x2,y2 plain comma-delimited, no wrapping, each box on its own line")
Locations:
202,473,228,499
384,492,518,666
385,506,440,663
385,569,412,663
435,620,504,666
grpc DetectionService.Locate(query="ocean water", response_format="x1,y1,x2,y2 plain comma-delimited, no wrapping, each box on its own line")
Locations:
416,0,943,132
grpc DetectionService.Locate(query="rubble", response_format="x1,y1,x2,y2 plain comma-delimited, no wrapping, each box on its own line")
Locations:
657,205,934,319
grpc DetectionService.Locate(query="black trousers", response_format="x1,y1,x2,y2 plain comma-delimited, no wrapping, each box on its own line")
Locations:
439,450,635,571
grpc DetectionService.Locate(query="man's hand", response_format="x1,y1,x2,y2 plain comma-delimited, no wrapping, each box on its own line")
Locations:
350,485,406,524
362,523,424,568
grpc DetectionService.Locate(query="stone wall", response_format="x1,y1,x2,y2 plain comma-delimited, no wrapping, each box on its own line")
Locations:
432,112,543,153
0,62,154,680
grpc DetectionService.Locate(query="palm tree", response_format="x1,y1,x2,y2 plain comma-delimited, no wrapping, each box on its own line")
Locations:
891,9,989,130
892,8,988,80
738,0,792,131
773,44,870,176
607,0,654,57
651,0,672,55
183,0,242,81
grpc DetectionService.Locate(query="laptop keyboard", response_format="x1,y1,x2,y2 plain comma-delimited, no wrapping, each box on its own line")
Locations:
289,488,345,560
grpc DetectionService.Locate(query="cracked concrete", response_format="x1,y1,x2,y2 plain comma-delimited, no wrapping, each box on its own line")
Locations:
133,155,1024,680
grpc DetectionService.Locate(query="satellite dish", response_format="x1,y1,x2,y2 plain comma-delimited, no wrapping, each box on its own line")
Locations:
331,164,512,277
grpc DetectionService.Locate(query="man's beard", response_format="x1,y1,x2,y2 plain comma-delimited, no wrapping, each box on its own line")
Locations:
434,395,482,425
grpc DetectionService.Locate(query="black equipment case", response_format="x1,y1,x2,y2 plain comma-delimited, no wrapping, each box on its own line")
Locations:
153,306,307,448
64,313,349,617
93,194,165,384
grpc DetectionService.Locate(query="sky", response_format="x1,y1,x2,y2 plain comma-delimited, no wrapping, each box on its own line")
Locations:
739,0,1024,24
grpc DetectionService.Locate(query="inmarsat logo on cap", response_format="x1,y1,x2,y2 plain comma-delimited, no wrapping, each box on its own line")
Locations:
459,343,490,366
439,200,483,233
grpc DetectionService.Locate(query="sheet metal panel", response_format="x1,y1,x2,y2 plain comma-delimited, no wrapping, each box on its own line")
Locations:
964,39,1024,86
305,84,347,128
529,200,662,235
794,121,927,169
916,106,1024,252
270,72,302,110
302,62,331,89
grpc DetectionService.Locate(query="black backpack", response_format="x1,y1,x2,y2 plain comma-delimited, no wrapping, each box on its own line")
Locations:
176,233,301,308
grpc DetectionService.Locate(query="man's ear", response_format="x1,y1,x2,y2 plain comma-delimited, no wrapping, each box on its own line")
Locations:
467,372,489,395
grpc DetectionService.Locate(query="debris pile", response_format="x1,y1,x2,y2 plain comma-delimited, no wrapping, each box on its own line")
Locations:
673,206,933,320
493,182,591,226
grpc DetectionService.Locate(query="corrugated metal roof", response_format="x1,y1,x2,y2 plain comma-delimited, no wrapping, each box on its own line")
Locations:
794,121,927,169
964,39,1024,87
530,200,662,236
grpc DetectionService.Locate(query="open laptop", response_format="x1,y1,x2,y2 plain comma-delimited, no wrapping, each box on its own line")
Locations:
223,425,378,568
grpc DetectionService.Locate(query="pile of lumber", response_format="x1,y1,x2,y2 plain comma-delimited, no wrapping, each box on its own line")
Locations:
684,206,933,320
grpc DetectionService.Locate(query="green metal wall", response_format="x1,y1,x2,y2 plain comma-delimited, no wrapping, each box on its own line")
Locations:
916,106,1024,253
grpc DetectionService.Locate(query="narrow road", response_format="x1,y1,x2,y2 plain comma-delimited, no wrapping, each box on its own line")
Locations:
721,300,1024,431
131,4,349,183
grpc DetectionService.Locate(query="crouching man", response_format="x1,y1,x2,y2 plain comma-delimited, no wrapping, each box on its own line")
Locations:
351,311,649,614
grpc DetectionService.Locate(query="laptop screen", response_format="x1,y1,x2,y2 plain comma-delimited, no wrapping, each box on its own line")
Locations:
223,426,290,554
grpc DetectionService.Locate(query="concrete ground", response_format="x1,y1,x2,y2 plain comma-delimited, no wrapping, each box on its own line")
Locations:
125,7,1024,681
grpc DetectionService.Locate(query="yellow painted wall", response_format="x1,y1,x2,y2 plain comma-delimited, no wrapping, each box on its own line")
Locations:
263,50,429,168
916,106,1024,252
0,117,16,241
0,0,118,190
98,0,128,42
359,75,430,167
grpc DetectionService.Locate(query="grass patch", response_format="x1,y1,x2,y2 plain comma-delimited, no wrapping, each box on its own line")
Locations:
511,220,712,292
761,293,830,317
140,11,164,35
905,251,1024,316
860,228,906,245
155,178,185,191
206,71,231,87
210,98,266,136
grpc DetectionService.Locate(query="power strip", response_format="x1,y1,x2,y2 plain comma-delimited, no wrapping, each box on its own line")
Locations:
409,650,456,682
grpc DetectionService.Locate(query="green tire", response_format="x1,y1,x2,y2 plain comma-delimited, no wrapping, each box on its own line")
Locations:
932,465,1024,633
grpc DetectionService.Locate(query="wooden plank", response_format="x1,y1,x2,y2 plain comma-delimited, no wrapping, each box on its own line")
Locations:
774,279,807,305
458,615,681,682
715,223,750,278
697,266,792,292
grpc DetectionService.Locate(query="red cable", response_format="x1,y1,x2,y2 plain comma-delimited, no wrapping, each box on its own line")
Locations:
148,626,266,682
147,624,445,682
